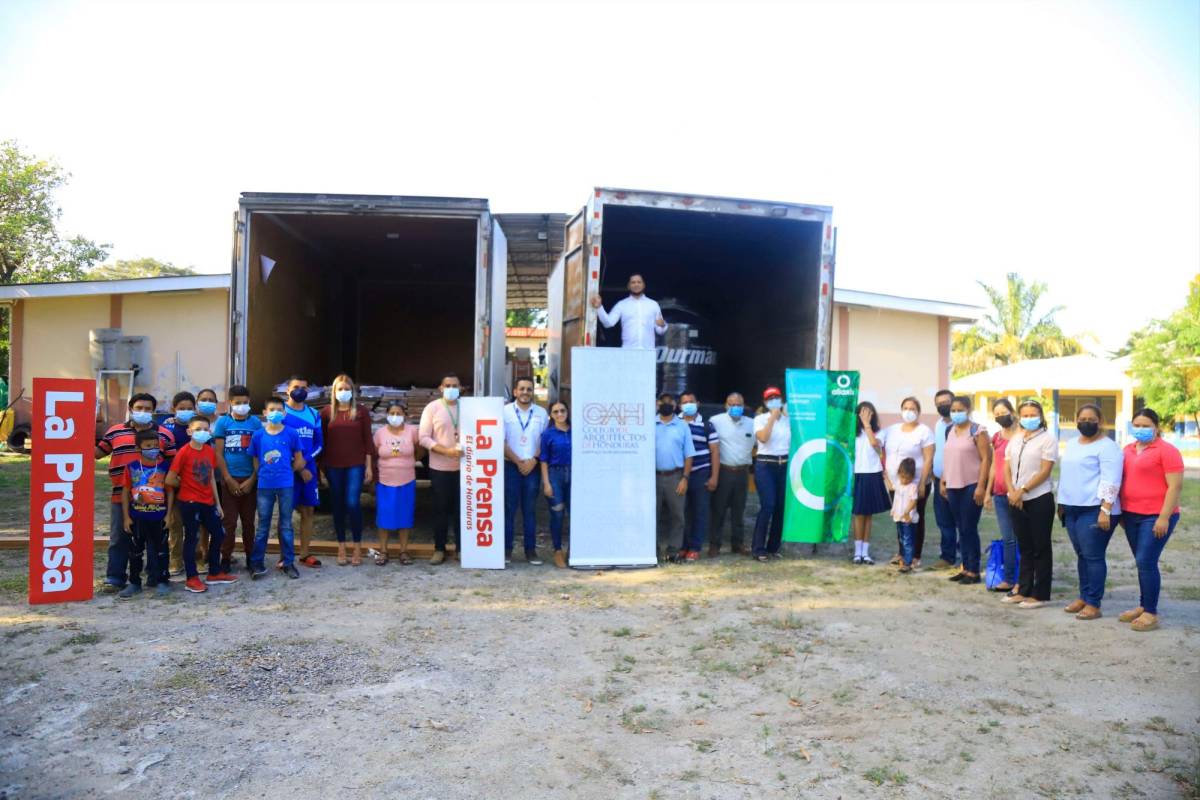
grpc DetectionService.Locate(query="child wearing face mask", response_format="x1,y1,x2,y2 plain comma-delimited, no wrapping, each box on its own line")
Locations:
165,391,210,579
213,385,263,574
373,402,423,566
118,429,173,599
167,417,236,593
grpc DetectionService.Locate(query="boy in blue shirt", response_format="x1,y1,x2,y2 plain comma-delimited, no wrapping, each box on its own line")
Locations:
120,430,172,599
283,375,323,568
214,384,263,574
250,396,306,579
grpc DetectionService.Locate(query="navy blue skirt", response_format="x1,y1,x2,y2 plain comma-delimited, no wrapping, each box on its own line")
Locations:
852,471,891,516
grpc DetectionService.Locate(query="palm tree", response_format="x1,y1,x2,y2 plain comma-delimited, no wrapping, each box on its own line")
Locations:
952,273,1084,376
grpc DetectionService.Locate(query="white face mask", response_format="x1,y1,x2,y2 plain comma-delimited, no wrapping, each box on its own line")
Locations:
443,386,460,401
387,415,405,427
231,403,251,417
901,409,918,423
336,389,353,403
765,398,783,411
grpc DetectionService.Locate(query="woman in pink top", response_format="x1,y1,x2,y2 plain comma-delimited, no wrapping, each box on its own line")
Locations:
983,399,1019,591
939,396,992,584
373,402,424,566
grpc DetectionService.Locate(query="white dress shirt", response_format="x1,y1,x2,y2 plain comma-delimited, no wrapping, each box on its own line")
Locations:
753,412,791,457
503,401,549,460
709,412,755,466
596,294,668,349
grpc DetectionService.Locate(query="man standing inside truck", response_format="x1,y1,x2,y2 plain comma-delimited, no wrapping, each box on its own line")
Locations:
503,377,550,565
589,273,667,349
420,372,465,565
284,375,324,568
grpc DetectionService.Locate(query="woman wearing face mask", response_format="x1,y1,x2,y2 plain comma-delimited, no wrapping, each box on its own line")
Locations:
752,386,790,562
939,396,992,585
851,401,889,565
1002,400,1058,609
1057,404,1122,620
319,374,374,566
373,402,423,566
984,399,1019,592
1117,408,1184,632
881,397,935,567
196,388,220,424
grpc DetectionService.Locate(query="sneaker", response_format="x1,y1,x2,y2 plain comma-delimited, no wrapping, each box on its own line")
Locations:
101,581,124,594
206,572,239,584
553,550,567,569
959,574,981,585
504,552,513,565
251,563,267,579
755,554,769,563
665,548,681,563
118,584,142,600
429,550,446,566
862,555,874,565
852,556,863,565
948,572,966,582
930,559,954,571
169,568,184,577
526,550,544,566
683,550,699,563
184,576,208,593
155,582,171,597
284,564,300,579
220,560,232,574
769,552,783,560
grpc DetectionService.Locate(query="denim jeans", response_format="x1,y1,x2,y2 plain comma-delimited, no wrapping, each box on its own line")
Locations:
752,460,786,557
933,478,958,564
545,465,570,551
505,462,541,553
179,501,224,578
683,470,712,552
1121,511,1179,615
105,501,129,587
992,493,1018,584
946,484,983,573
326,465,365,543
896,522,916,566
254,487,295,568
1062,505,1115,608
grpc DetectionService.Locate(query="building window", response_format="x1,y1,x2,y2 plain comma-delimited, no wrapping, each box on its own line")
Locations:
1058,395,1117,429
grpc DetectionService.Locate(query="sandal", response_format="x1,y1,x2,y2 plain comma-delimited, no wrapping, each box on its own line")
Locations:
1130,613,1159,632
299,555,322,568
351,549,363,567
374,554,388,566
991,582,1014,593
337,557,349,566
398,551,413,566
889,555,902,566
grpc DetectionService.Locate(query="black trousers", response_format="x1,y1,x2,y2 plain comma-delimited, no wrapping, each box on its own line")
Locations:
129,517,167,588
1011,492,1055,601
709,467,748,551
429,468,461,552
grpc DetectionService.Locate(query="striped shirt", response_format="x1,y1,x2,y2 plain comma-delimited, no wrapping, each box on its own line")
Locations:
96,422,179,501
681,414,718,474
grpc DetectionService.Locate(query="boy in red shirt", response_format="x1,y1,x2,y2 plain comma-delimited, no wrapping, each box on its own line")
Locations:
167,417,238,593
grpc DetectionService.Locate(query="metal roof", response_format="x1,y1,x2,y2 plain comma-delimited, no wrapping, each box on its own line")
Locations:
833,288,983,321
496,213,568,309
0,273,231,300
953,354,1135,393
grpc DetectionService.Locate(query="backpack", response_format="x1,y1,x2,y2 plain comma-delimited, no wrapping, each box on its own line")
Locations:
945,422,981,440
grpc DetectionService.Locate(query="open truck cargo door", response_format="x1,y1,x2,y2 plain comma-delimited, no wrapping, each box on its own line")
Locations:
483,216,508,397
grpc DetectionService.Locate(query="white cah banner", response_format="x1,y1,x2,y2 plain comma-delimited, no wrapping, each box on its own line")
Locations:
459,397,505,569
569,347,657,567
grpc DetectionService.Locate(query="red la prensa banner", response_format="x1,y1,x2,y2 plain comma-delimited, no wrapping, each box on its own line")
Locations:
458,397,505,569
29,378,96,604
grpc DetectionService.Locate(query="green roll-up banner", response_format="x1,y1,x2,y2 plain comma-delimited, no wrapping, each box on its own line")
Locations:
782,369,859,543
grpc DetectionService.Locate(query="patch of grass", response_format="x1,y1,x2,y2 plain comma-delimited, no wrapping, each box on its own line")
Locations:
1146,716,1182,736
159,669,204,690
863,767,909,786
831,687,854,705
960,751,975,762
64,632,101,647
767,612,804,631
984,698,1028,716
1173,586,1200,601
3,624,43,640
693,739,715,753
611,627,632,638
700,659,738,675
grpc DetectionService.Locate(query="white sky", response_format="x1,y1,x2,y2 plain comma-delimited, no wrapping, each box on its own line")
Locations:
1,0,1197,351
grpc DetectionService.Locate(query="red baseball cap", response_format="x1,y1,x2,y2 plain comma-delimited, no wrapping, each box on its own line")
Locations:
762,386,782,400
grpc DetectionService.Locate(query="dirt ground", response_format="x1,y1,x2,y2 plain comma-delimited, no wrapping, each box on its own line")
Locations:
1,460,1198,799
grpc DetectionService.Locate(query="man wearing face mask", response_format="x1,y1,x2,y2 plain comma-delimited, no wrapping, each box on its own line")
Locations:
678,391,719,562
96,393,178,591
654,392,696,562
589,274,668,349
420,373,465,565
709,392,755,556
930,388,960,571
283,376,324,568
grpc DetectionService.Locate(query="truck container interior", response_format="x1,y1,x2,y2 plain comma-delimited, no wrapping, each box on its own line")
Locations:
245,211,479,397
594,205,825,399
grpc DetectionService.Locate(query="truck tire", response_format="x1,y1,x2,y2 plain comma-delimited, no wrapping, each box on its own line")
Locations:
7,423,31,453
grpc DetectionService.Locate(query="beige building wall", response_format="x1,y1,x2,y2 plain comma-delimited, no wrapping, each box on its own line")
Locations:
19,295,109,393
123,289,229,406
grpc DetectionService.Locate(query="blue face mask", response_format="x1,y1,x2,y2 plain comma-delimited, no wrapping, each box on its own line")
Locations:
266,410,285,424
443,387,460,401
289,387,308,403
130,410,153,426
197,400,217,415
191,430,213,445
766,398,783,411
175,409,196,423
950,411,969,425
1019,417,1042,431
140,448,160,460
1130,426,1155,443
681,402,698,417
728,405,744,419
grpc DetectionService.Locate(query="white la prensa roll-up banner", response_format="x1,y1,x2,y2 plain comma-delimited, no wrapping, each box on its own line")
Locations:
459,397,505,569
569,347,657,567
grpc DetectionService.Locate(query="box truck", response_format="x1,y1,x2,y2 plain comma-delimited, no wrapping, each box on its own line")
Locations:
547,188,835,407
229,192,508,399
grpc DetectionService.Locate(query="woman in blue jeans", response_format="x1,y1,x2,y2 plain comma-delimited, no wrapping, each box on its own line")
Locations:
1057,404,1122,620
1118,408,1185,632
539,401,572,569
319,374,374,566
984,399,1019,592
940,396,992,585
752,386,790,562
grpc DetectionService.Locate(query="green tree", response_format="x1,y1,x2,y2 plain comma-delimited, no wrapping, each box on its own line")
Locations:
506,307,546,328
1,140,108,375
88,257,194,280
1129,274,1200,430
952,272,1085,377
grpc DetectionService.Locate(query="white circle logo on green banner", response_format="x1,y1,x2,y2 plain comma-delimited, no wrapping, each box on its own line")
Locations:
789,437,855,512
836,374,851,389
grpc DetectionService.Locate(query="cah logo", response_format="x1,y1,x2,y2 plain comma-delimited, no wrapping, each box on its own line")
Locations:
582,403,645,427
831,373,855,397
655,346,716,366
